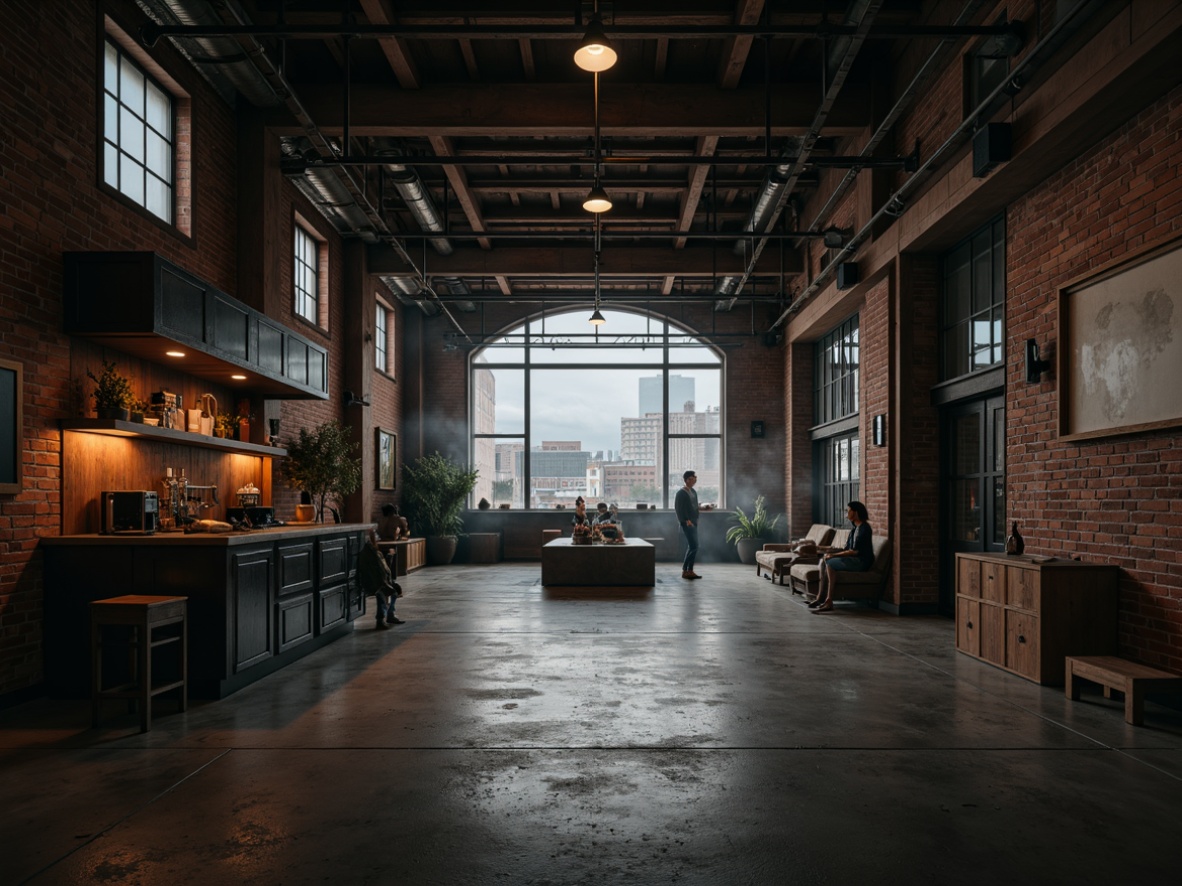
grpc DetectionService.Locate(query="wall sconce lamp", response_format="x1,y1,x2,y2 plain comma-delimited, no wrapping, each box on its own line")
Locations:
1025,339,1051,383
573,16,617,72
343,389,371,407
873,414,886,447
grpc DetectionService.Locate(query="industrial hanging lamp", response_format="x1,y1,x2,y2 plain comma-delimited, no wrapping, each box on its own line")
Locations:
573,16,616,72
583,69,612,213
589,220,606,326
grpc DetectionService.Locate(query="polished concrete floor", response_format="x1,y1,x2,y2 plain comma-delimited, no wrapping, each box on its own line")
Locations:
3,562,1181,885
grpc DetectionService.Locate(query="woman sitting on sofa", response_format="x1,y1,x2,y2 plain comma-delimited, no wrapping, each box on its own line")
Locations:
809,501,874,613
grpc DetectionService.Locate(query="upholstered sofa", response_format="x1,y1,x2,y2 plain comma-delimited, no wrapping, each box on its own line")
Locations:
788,534,892,604
754,523,837,585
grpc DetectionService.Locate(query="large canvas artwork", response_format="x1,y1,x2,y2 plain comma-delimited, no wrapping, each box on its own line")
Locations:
1059,236,1182,441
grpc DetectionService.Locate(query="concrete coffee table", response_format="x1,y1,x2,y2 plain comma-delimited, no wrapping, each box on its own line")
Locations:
541,537,655,587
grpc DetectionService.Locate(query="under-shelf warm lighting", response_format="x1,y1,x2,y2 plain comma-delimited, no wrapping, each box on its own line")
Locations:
574,18,617,72
230,374,247,381
165,350,186,358
583,184,612,213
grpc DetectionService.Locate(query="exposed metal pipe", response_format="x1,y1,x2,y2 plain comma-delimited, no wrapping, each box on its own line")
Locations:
141,22,1024,44
373,140,453,256
714,0,883,310
768,0,1102,332
136,0,281,107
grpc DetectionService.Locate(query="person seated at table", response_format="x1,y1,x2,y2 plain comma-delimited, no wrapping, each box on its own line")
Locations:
595,502,624,540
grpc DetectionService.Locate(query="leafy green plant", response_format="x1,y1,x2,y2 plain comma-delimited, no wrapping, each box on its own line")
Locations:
284,420,362,521
400,452,479,537
725,495,784,545
86,360,134,413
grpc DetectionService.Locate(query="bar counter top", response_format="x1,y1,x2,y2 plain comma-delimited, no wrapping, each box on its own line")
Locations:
42,522,374,546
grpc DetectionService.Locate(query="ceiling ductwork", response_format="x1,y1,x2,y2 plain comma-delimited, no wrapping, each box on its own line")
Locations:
280,138,380,243
136,0,281,107
374,140,453,257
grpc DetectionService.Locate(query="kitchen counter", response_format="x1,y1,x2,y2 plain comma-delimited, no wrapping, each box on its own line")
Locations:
43,523,373,699
42,522,373,546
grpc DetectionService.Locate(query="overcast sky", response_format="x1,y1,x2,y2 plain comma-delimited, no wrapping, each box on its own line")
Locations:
474,311,721,453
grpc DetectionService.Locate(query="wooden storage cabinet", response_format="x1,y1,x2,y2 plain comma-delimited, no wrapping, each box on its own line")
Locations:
955,552,1118,685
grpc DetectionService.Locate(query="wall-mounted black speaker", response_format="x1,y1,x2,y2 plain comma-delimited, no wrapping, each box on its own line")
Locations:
973,123,1012,178
762,331,783,348
1025,339,1051,383
836,262,859,290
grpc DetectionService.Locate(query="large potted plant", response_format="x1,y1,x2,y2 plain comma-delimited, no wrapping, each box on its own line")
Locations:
87,360,134,421
725,495,784,565
283,420,362,522
400,452,479,565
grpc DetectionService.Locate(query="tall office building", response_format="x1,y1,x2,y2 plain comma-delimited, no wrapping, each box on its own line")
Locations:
638,374,695,417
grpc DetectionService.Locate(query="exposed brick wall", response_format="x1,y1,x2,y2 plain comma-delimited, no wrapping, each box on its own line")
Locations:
894,256,941,608
785,342,815,539
1007,83,1182,670
0,1,245,696
0,1,359,697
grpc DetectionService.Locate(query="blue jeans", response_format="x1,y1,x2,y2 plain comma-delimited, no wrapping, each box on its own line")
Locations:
680,522,698,571
374,584,398,622
819,557,868,600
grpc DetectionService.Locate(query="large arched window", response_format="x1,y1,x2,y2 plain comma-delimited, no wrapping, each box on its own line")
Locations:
471,309,723,510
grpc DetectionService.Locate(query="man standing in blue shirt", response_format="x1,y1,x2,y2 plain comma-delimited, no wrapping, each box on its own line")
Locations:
675,470,702,580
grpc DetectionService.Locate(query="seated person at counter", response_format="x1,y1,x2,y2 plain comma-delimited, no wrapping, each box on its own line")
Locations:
359,529,404,628
377,503,409,540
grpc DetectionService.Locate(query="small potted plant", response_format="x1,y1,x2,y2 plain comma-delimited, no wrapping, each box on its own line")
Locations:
87,360,134,421
130,398,150,423
214,414,236,438
725,495,784,565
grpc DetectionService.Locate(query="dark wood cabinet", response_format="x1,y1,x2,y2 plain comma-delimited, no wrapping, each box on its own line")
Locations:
43,526,367,698
63,252,328,399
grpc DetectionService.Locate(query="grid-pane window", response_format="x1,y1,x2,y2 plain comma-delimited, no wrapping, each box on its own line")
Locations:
941,217,1004,380
470,310,724,510
375,302,388,373
814,316,859,426
294,224,319,324
816,432,860,527
103,41,173,223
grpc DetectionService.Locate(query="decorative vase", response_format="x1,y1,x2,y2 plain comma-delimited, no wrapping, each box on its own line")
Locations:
736,537,761,565
1005,521,1024,555
426,535,459,565
295,504,315,522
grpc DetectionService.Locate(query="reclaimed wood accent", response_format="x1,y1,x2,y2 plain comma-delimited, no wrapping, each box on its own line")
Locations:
955,553,1118,685
1066,655,1182,726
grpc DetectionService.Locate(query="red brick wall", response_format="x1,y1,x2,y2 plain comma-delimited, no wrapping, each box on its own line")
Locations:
1007,84,1182,669
0,1,244,696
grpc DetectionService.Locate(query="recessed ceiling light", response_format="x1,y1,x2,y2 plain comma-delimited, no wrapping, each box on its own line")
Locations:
231,374,247,381
166,350,186,358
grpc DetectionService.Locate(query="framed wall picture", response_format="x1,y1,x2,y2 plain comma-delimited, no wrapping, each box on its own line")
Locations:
376,428,396,490
0,357,22,494
1058,234,1182,441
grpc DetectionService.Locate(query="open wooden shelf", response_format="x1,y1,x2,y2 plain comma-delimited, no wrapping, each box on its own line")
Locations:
60,419,286,457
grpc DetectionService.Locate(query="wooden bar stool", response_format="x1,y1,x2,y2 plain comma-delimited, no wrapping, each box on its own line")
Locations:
91,595,188,733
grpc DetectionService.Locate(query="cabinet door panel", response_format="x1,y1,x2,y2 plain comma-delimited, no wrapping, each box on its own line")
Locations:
278,542,315,595
1006,566,1037,610
277,592,314,652
319,584,347,632
980,602,1005,665
957,557,981,598
319,536,349,585
957,597,980,656
1006,610,1040,680
233,549,273,672
981,561,1006,604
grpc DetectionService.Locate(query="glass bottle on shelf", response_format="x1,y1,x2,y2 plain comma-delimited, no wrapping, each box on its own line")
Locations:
1005,521,1024,556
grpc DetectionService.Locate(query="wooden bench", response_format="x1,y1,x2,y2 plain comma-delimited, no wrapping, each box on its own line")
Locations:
1065,655,1182,726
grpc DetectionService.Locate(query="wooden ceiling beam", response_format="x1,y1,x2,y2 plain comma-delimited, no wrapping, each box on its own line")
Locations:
718,0,766,89
675,135,719,249
358,0,422,89
273,83,871,137
427,134,491,250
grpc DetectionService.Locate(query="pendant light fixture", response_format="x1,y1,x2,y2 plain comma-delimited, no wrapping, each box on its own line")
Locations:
583,69,612,213
573,15,616,73
588,217,606,326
